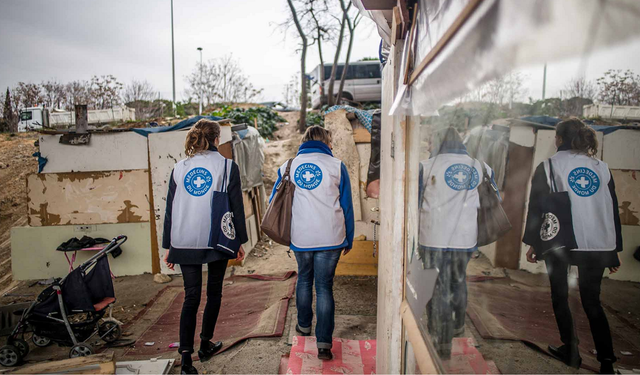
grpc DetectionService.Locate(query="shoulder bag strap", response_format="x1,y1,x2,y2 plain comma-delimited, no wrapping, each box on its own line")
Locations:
548,159,558,193
221,159,229,193
283,158,294,180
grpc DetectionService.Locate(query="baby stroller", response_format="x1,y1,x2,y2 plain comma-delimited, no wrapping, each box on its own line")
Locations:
0,235,127,367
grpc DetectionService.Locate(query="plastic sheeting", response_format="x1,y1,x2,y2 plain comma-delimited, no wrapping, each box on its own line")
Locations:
386,0,640,116
132,115,223,137
232,126,265,191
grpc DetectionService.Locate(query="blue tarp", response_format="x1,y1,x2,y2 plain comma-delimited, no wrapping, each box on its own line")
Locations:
132,115,223,137
584,124,639,135
324,105,375,132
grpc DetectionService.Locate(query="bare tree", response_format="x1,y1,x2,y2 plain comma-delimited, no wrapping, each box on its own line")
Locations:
2,88,16,132
326,8,348,107
597,69,640,106
561,76,597,101
336,0,362,103
287,0,309,132
123,80,164,120
64,80,92,110
89,75,123,110
308,0,331,97
41,80,66,109
185,55,263,107
14,82,43,108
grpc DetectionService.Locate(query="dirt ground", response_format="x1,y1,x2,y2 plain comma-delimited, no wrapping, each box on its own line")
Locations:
0,133,39,296
262,112,303,192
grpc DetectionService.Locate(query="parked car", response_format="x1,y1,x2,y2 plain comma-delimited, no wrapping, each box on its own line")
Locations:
309,61,382,109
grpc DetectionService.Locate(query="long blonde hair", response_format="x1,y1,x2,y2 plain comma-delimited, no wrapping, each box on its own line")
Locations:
185,119,221,157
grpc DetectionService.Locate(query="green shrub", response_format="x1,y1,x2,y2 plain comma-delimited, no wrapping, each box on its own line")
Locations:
210,106,286,138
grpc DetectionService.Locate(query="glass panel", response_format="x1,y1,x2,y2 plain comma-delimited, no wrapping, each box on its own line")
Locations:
20,111,32,121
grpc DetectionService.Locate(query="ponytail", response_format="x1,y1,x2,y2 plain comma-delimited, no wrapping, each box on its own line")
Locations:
185,119,221,157
556,118,598,157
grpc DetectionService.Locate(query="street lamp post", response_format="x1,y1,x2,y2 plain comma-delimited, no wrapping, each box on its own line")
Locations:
171,0,176,117
197,47,203,115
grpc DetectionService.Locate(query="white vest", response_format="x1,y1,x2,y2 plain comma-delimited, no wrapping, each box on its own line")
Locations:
279,153,346,249
545,151,615,251
171,151,229,249
419,154,491,249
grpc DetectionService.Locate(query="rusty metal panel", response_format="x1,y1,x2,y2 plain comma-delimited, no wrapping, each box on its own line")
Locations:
612,170,640,226
27,170,150,226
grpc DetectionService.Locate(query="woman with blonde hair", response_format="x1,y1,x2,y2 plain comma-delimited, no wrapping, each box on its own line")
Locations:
523,118,622,374
162,119,247,374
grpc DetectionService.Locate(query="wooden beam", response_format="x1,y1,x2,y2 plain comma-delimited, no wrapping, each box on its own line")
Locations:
408,0,485,86
391,6,403,44
360,0,395,10
400,301,441,374
397,0,409,26
403,1,419,84
8,353,115,374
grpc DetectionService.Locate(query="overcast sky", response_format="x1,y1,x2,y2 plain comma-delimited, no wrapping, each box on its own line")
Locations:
1,0,639,104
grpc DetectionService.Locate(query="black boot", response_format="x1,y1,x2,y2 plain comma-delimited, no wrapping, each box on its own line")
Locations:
198,340,223,362
181,352,198,374
599,360,615,374
318,348,333,360
548,345,582,369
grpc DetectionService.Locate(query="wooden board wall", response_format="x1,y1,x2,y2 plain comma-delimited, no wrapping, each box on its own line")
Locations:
27,170,150,226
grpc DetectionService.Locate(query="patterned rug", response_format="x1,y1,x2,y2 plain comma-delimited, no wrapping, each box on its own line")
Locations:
283,336,377,374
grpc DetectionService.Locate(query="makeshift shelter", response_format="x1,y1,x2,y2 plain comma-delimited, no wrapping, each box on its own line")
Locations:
12,116,265,279
353,0,640,373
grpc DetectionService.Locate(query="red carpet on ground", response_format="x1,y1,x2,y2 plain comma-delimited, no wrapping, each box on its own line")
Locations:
283,336,376,375
124,272,297,358
466,278,640,372
444,338,501,374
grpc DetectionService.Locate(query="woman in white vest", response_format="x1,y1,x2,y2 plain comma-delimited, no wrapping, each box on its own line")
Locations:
418,126,497,359
270,126,354,361
523,119,622,374
162,119,247,375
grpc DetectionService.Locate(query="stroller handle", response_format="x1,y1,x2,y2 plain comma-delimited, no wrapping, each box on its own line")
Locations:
78,235,128,272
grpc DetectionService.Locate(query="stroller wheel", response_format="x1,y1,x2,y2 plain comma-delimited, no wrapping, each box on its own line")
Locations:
32,335,51,348
8,338,29,357
0,345,22,367
99,321,122,343
69,343,93,358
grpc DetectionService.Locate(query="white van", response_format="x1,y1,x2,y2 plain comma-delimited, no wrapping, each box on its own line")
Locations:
309,61,382,109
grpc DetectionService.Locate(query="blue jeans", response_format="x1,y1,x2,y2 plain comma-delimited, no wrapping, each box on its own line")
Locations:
294,249,342,349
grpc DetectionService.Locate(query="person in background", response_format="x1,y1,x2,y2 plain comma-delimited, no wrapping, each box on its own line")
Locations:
418,126,498,359
270,126,354,360
523,118,622,374
162,119,247,374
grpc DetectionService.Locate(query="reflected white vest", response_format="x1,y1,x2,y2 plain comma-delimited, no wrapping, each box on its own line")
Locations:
171,151,229,249
279,153,346,249
419,154,491,249
545,151,615,251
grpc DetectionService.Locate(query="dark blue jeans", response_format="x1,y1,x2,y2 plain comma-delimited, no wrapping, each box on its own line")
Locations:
294,249,342,349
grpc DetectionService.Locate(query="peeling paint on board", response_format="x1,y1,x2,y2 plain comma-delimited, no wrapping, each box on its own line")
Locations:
27,170,150,226
612,170,640,226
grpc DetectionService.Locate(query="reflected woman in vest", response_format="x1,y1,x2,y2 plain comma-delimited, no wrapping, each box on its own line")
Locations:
162,120,247,374
418,126,497,359
270,126,354,360
523,119,622,374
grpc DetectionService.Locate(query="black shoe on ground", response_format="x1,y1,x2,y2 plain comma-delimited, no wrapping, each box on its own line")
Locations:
599,360,615,374
548,345,582,369
318,348,333,360
198,341,223,362
181,365,198,374
295,324,311,337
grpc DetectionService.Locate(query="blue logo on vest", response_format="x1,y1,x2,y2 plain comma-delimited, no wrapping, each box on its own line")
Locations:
444,163,480,191
294,163,323,190
184,168,213,196
568,167,600,197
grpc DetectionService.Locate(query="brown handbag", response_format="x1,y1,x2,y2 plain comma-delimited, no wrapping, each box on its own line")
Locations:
261,159,295,246
476,160,512,247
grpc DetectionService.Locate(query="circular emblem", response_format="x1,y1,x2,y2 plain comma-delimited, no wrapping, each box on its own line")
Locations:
444,163,480,191
568,167,600,197
221,212,236,240
540,212,560,241
294,163,323,190
183,168,213,197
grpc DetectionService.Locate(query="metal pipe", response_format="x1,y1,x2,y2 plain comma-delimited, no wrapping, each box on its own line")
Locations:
198,47,203,115
171,0,176,116
56,286,78,345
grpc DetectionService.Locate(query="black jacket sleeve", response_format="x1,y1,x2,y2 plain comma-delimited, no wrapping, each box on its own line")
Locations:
162,170,177,249
228,161,249,244
522,162,549,247
609,171,623,252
